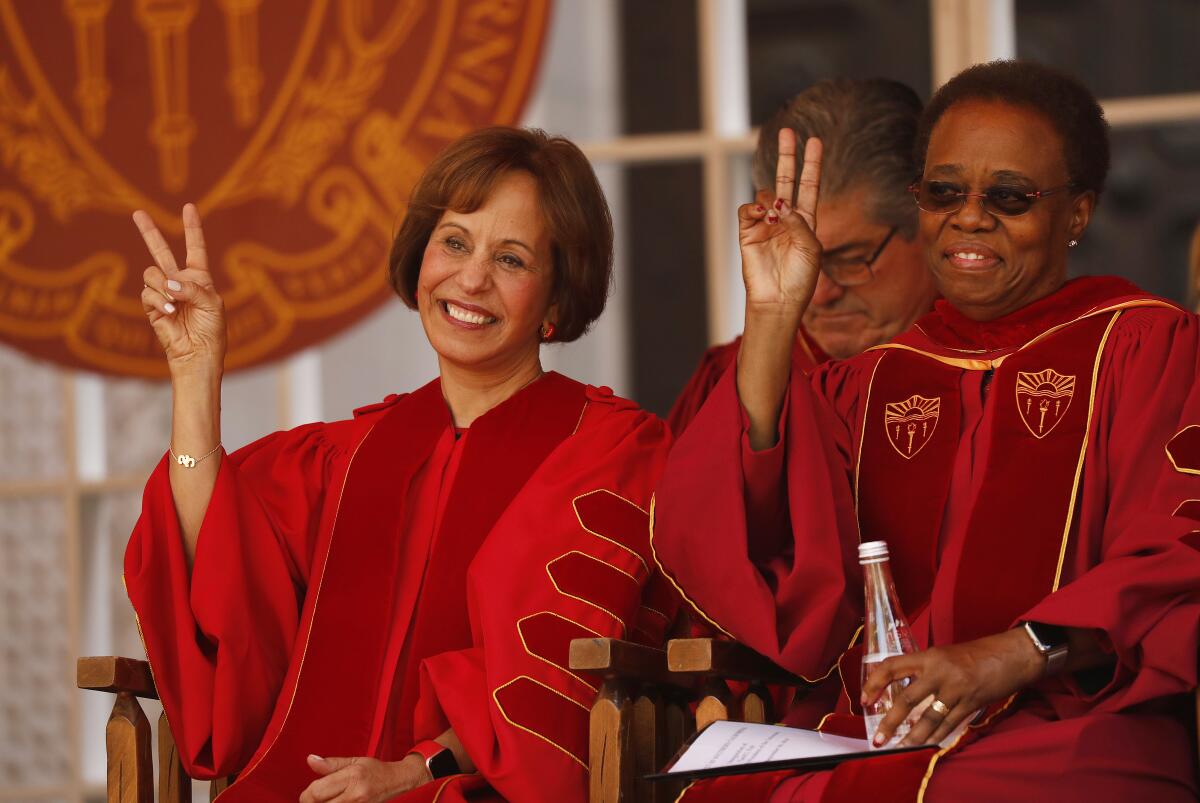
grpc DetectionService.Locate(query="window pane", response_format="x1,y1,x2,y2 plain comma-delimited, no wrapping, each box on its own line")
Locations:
104,378,172,476
1017,0,1200,98
618,160,708,417
0,495,71,788
0,347,64,482
522,0,700,139
1069,121,1200,303
746,0,932,125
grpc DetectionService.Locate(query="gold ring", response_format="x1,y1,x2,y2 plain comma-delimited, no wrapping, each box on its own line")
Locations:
930,698,951,717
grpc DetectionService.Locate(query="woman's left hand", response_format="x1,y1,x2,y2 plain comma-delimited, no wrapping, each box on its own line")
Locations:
861,628,1046,748
299,753,430,803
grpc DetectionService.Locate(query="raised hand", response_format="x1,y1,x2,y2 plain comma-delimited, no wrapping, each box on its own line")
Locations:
136,203,226,377
739,129,823,312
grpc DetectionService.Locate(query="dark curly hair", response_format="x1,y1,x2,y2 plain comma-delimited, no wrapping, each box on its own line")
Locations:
389,126,613,343
915,60,1110,196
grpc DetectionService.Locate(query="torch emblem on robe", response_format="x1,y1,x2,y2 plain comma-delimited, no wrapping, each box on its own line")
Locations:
884,395,940,459
1016,369,1075,439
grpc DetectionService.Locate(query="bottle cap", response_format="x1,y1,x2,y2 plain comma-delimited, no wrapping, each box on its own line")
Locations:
858,540,889,563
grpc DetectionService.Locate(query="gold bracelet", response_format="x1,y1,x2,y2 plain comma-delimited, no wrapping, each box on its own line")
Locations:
169,443,222,469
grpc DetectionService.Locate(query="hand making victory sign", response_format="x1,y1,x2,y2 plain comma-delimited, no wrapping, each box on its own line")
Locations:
739,128,824,310
134,203,227,563
736,129,824,449
136,203,226,377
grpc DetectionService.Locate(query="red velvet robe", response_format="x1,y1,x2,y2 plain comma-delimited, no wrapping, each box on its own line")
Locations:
667,329,826,436
652,277,1200,802
125,372,678,803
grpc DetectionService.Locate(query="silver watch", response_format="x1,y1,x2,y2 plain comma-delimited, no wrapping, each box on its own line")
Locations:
1022,621,1069,675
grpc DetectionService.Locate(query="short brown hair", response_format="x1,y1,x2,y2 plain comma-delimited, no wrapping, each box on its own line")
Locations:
754,79,923,237
389,126,613,342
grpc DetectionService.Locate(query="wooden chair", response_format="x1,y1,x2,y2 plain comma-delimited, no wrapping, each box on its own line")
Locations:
77,637,796,803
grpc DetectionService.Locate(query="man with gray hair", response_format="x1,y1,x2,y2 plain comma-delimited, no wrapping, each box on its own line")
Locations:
668,78,936,434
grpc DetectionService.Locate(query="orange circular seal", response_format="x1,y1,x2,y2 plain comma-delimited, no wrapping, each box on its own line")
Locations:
0,0,551,377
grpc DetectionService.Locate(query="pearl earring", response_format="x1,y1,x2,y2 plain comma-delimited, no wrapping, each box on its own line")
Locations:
1068,239,1079,247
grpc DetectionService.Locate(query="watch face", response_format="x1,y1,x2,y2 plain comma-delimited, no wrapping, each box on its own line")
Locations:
428,749,460,779
1028,621,1067,650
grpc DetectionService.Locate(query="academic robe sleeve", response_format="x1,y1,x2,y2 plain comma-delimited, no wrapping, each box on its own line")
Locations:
666,340,739,436
410,391,674,803
652,360,863,682
123,421,354,778
1019,308,1200,711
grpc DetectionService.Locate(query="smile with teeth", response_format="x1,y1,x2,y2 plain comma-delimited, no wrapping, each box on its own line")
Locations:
951,251,991,261
443,301,497,325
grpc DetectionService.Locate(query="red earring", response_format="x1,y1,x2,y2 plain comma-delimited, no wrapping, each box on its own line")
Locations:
540,322,556,342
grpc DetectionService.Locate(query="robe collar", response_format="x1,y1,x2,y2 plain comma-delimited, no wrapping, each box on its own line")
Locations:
911,275,1143,352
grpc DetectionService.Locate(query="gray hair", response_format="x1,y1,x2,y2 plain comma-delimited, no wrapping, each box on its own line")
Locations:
753,78,923,237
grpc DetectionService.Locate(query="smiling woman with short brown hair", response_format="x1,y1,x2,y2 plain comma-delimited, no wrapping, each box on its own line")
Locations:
124,125,673,803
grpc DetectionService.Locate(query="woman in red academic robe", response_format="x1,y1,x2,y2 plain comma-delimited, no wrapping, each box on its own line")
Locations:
652,62,1200,801
127,127,676,803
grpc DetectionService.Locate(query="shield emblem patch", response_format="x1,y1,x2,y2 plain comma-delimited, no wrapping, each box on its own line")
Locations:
884,395,940,459
1016,369,1075,439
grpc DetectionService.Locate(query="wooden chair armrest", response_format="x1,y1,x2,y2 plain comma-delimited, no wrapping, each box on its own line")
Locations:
78,656,159,700
667,638,808,686
569,637,692,690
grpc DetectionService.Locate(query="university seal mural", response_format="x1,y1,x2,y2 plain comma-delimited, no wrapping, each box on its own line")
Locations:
0,0,551,377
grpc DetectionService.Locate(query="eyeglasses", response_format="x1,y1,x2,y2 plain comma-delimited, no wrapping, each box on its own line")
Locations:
908,179,1077,217
822,226,898,288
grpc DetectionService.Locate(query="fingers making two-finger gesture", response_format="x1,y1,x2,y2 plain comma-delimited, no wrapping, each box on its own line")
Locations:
136,203,226,376
739,128,823,311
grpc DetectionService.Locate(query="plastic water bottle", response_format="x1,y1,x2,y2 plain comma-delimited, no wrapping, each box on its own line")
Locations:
859,540,917,748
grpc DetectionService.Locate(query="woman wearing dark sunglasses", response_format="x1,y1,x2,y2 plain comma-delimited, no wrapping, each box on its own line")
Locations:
653,60,1199,802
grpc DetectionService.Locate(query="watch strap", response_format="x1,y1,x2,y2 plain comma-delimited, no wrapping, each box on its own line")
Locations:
407,739,460,779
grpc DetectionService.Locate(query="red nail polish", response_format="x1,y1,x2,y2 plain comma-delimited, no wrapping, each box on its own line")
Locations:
755,205,765,213
767,214,779,224
773,198,784,210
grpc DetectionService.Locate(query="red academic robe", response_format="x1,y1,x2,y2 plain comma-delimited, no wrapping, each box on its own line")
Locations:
667,329,826,436
652,277,1200,802
125,372,678,803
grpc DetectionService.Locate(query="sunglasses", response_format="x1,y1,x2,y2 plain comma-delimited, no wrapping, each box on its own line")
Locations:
908,180,1078,217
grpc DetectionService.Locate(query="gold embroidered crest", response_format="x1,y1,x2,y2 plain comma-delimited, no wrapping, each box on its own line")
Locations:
1016,369,1075,438
884,395,940,459
0,0,551,376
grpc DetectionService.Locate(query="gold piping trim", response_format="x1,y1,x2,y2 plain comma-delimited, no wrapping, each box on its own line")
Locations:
869,298,1177,370
233,415,382,786
853,353,885,514
866,342,1002,371
915,692,1020,803
815,711,836,731
1173,499,1200,517
648,494,735,639
491,675,589,769
640,604,671,623
546,551,637,634
516,611,602,693
834,624,864,712
429,774,459,802
1167,425,1200,476
572,488,651,575
571,400,589,436
673,781,697,802
1051,311,1121,591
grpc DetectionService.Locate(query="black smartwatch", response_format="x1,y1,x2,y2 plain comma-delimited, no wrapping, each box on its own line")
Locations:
409,740,461,779
1021,621,1069,675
